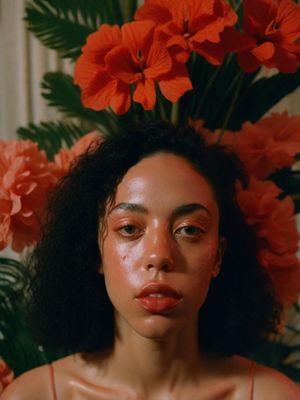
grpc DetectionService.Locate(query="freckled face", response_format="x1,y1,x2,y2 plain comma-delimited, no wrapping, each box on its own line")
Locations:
99,153,222,339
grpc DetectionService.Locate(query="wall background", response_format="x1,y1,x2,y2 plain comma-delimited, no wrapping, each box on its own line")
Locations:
0,0,73,141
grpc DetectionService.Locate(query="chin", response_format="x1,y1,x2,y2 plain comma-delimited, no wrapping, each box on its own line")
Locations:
131,314,186,340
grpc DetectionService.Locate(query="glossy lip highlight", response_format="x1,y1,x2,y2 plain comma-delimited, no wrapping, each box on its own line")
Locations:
136,283,182,299
135,283,182,313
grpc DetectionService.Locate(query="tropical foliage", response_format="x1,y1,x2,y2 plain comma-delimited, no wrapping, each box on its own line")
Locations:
1,0,300,387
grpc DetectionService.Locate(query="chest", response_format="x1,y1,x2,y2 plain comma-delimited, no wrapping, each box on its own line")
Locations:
53,377,251,400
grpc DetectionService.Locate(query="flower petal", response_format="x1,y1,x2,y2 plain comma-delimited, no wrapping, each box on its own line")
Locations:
106,46,141,84
81,70,118,111
82,24,122,64
133,79,156,110
121,20,156,65
135,0,172,24
251,42,275,61
158,61,192,102
110,81,132,115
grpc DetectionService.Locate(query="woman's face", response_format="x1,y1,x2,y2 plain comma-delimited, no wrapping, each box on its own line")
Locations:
99,153,223,339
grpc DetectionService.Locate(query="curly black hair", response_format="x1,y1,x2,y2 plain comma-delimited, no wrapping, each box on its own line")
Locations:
27,119,281,356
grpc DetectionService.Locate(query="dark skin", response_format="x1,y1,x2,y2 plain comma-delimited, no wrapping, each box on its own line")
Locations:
3,154,300,399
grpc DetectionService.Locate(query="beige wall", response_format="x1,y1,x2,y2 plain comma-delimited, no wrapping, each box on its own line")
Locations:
0,0,72,141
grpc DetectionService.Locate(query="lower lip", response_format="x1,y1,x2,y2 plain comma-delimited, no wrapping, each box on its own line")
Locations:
137,296,181,313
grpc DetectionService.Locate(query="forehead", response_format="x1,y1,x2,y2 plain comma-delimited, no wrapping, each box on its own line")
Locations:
113,152,219,216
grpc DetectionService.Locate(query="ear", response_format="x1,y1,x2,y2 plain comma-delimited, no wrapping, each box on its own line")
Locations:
212,237,227,278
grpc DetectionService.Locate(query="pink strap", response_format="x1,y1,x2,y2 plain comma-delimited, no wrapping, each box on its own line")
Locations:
249,361,256,400
49,363,58,400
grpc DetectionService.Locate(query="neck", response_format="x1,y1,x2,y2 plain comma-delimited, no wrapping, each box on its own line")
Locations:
104,313,207,398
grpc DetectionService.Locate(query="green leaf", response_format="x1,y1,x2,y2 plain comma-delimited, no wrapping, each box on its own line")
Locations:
17,121,86,160
24,0,124,60
0,257,68,375
0,257,42,375
228,69,300,130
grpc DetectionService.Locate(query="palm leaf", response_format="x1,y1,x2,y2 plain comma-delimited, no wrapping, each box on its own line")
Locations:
24,0,124,60
17,121,86,160
0,258,68,375
0,257,43,375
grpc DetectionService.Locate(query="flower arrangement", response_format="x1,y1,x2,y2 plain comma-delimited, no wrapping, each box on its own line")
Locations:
1,0,300,387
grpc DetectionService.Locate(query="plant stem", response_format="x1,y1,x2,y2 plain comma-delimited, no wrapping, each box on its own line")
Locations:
122,0,136,22
158,98,167,121
218,71,244,141
194,66,220,118
170,102,179,125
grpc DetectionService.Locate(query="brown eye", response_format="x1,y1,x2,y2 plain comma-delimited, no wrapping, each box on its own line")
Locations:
175,225,204,238
119,224,141,237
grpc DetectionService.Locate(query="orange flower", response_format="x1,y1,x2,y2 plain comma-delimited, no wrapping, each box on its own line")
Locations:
135,0,237,64
74,21,192,114
236,0,300,73
54,131,103,173
236,177,300,305
0,359,14,394
189,118,235,146
0,140,60,252
233,112,300,179
74,24,128,114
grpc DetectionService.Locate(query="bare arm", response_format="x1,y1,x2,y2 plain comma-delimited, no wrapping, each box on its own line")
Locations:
254,364,300,400
1,366,53,400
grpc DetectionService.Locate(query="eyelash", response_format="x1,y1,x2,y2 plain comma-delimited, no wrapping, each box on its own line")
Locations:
118,224,143,237
174,225,205,239
117,223,205,240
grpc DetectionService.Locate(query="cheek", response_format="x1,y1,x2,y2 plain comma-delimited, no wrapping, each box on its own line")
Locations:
101,236,143,294
186,243,219,307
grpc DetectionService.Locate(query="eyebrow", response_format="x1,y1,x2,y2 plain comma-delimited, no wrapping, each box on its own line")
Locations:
110,202,211,218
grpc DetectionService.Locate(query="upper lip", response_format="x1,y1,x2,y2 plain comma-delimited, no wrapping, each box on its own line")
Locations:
136,283,181,299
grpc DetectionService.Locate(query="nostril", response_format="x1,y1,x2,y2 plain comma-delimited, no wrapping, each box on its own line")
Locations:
146,257,173,272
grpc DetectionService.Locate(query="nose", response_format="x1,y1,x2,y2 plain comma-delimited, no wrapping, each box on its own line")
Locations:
142,227,174,272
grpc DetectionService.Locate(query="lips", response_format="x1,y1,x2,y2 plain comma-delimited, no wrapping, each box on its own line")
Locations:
136,283,182,313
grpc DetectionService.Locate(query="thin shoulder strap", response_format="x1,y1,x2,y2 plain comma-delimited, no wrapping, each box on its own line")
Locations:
49,363,58,400
248,361,256,400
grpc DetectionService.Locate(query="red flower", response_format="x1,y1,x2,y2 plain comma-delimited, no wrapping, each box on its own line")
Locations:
189,118,235,146
0,359,14,394
236,177,300,305
136,0,237,64
0,140,60,252
54,131,103,173
74,21,192,114
234,112,300,179
74,24,129,114
236,0,300,73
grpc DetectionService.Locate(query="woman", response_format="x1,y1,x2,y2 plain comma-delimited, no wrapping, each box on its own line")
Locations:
2,120,300,399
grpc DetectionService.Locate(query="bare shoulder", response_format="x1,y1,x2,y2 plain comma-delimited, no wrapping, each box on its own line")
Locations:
253,363,300,400
1,364,53,400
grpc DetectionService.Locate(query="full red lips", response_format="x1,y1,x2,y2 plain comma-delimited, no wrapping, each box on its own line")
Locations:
136,283,182,313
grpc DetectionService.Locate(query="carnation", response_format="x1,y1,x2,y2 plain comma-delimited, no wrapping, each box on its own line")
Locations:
0,140,60,252
54,131,104,173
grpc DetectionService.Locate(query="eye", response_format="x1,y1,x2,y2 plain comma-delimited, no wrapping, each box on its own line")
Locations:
174,225,204,239
118,224,143,237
